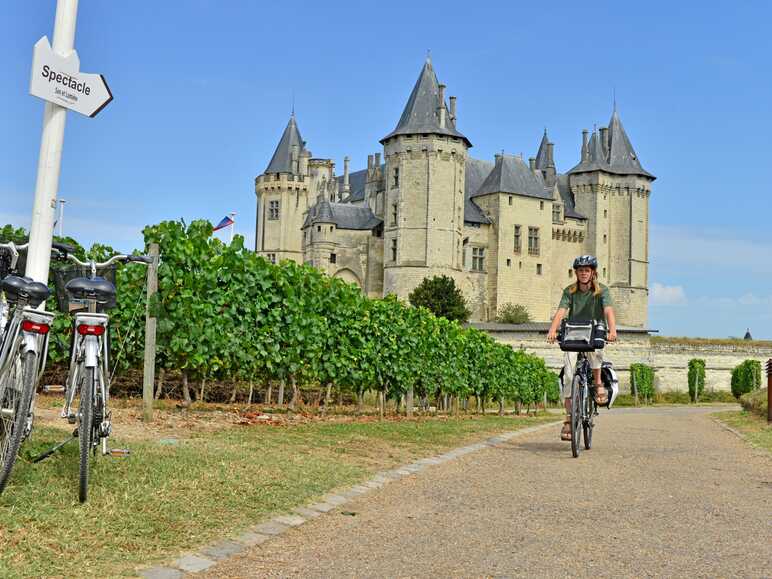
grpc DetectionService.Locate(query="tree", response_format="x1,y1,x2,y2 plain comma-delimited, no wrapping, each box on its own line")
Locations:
496,303,531,324
408,275,470,323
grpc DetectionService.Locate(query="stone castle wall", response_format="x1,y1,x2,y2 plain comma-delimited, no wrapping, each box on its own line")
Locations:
475,324,772,394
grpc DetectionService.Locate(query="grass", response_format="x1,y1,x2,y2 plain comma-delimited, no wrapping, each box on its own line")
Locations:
0,409,556,577
713,410,772,453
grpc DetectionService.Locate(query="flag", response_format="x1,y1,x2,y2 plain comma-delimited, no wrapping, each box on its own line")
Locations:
212,215,234,232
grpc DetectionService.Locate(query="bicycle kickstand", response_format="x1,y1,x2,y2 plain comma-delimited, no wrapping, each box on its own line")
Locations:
30,429,78,463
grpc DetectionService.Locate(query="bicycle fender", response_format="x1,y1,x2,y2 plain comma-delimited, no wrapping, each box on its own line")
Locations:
84,336,100,368
22,332,40,355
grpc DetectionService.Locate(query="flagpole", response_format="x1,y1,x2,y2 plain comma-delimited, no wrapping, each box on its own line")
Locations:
58,199,66,237
229,211,236,244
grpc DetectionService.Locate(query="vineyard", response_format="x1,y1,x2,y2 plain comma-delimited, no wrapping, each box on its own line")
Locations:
1,221,558,414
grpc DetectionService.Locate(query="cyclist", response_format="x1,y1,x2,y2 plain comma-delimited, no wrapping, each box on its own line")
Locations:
547,255,617,441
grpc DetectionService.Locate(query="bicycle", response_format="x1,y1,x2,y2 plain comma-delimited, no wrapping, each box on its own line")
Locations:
0,241,68,494
54,249,150,502
558,319,607,458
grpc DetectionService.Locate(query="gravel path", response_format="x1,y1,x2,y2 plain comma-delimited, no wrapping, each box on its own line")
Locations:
200,407,771,578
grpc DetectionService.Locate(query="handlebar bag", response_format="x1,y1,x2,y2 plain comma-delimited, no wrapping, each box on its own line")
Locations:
559,320,595,352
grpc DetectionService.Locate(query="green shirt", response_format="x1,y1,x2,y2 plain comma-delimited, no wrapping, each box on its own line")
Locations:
558,284,613,322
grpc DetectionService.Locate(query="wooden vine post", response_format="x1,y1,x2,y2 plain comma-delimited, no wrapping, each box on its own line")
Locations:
142,243,159,422
766,359,771,423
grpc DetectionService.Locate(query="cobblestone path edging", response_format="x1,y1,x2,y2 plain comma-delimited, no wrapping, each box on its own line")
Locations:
137,420,560,578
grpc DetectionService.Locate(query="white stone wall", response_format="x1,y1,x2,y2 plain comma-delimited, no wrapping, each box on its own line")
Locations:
477,326,772,394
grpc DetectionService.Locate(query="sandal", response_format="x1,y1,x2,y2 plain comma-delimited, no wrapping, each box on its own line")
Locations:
560,418,572,441
594,385,608,405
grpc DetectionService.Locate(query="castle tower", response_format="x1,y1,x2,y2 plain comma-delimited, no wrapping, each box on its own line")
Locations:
534,129,557,187
379,57,471,298
567,107,655,327
254,113,311,263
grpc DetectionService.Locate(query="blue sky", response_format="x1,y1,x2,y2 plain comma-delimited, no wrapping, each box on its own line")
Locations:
1,1,770,339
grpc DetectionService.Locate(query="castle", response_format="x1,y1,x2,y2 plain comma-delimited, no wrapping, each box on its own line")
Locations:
254,57,655,327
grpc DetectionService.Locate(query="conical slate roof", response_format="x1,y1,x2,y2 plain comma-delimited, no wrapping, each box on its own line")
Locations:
472,154,552,200
534,130,552,170
568,108,654,179
380,58,471,147
265,114,305,174
606,109,654,178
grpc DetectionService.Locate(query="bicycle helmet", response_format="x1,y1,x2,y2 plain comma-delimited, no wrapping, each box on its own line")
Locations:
573,255,598,270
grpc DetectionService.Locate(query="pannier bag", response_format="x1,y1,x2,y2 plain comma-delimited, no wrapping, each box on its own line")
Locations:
559,320,606,352
599,362,619,408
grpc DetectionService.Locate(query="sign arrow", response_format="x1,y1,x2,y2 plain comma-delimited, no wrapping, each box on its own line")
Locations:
29,36,112,118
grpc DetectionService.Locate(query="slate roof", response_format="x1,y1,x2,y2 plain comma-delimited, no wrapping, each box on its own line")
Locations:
556,174,586,220
337,167,370,203
265,114,306,174
534,130,552,170
472,154,553,200
464,158,493,224
380,58,471,147
568,109,654,179
304,199,382,231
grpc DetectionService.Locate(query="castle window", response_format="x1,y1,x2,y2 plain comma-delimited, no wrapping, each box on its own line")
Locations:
568,269,572,277
528,227,540,256
267,253,276,264
330,253,336,264
537,263,543,275
472,247,485,271
391,238,397,262
540,201,544,210
317,226,321,232
513,225,522,253
603,234,607,244
268,200,280,220
506,258,511,267
508,196,513,206
393,167,399,188
603,267,607,278
552,204,562,224
604,209,608,218
391,203,398,226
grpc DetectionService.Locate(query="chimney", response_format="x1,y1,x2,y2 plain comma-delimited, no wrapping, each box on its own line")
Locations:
438,83,446,128
291,144,299,174
528,157,536,172
546,143,555,167
367,154,374,174
374,153,381,175
581,130,589,162
494,153,503,164
600,127,609,158
545,143,557,186
449,96,456,122
343,156,350,195
299,150,309,175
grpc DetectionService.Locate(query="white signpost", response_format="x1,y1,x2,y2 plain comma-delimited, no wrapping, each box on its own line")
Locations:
30,36,113,118
24,0,112,287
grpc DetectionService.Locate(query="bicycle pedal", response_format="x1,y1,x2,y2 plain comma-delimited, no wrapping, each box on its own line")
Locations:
42,385,65,393
109,448,130,457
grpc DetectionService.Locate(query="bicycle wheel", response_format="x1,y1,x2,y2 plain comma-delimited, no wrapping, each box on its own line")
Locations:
0,351,37,494
570,374,582,458
78,365,95,503
583,388,595,450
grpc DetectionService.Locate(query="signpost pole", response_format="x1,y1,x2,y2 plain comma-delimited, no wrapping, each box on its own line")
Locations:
229,212,237,244
25,0,79,284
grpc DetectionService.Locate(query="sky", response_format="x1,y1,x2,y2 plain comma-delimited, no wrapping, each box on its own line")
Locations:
1,1,770,339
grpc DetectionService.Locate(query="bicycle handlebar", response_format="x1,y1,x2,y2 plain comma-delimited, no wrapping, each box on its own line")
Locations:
61,253,152,269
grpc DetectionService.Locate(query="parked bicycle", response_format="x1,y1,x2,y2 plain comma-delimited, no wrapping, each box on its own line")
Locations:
53,249,151,502
558,319,607,458
0,241,71,493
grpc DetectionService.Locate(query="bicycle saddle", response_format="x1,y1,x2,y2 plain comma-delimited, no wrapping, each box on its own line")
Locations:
1,275,50,307
65,277,116,304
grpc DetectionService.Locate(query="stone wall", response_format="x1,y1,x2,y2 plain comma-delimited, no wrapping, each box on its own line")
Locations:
474,323,772,394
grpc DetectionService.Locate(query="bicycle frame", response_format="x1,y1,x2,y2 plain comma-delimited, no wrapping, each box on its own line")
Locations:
63,311,111,454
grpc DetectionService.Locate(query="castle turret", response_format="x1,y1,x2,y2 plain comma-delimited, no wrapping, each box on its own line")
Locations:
567,107,655,327
534,129,557,187
254,113,310,263
379,57,471,298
